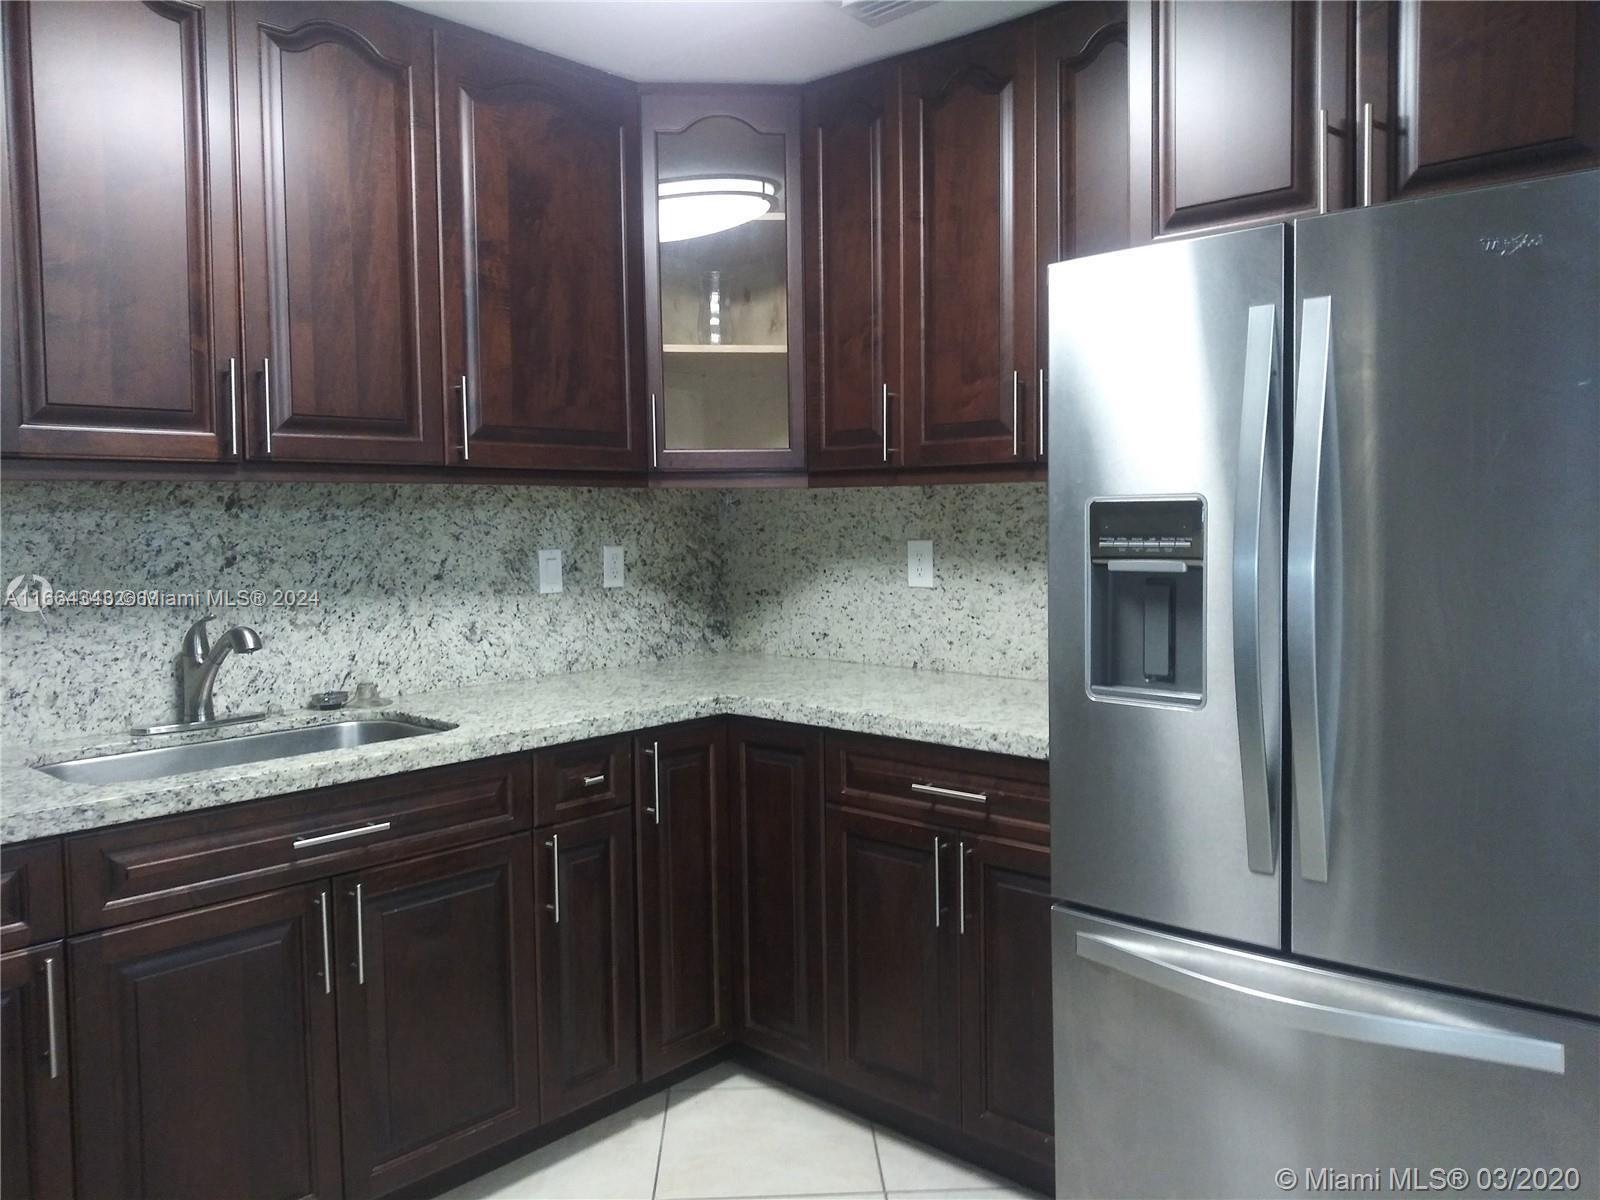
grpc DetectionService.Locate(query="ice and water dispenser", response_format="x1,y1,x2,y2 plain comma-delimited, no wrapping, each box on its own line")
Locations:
1087,498,1205,705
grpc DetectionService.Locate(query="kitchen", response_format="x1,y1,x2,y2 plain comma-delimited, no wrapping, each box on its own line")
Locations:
0,2,1594,1199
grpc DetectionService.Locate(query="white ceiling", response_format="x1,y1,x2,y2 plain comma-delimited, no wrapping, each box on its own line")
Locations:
399,0,1054,84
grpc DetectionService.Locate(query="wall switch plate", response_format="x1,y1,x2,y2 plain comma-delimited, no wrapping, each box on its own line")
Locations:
602,545,624,589
538,548,563,594
907,540,934,588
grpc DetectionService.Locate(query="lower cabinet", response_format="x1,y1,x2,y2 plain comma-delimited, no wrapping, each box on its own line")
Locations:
69,886,343,1200
636,722,733,1079
958,836,1054,1166
729,720,825,1069
825,807,963,1123
2,943,73,1200
825,806,1054,1168
335,837,540,1200
68,837,538,1200
535,807,640,1119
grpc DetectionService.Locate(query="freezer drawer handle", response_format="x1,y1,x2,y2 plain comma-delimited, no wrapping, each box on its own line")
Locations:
1076,931,1566,1075
1288,296,1335,882
1233,303,1282,875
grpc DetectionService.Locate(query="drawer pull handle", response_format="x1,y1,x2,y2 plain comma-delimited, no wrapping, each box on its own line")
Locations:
912,782,988,804
44,956,59,1080
314,890,331,995
582,773,606,787
353,883,366,985
292,821,392,850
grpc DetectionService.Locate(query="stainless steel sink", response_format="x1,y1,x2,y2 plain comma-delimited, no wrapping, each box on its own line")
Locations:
36,718,450,786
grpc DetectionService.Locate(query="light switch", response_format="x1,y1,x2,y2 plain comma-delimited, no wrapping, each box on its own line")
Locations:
907,540,934,588
538,548,563,594
602,545,624,589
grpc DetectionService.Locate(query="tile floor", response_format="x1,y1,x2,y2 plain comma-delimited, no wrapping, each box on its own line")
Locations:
438,1060,1047,1200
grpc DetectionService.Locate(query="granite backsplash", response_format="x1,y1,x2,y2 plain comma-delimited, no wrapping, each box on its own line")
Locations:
0,480,1047,745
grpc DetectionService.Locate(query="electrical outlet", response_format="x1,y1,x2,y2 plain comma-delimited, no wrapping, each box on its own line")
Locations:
538,548,563,594
602,545,625,589
907,540,934,588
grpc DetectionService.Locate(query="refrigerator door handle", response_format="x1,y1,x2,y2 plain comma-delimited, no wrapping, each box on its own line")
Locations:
1233,303,1281,875
1288,294,1334,882
1075,930,1566,1075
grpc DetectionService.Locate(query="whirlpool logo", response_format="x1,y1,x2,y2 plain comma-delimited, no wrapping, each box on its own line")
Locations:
1478,232,1545,256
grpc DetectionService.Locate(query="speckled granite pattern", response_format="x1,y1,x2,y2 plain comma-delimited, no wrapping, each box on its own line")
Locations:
1,654,1046,840
1,481,728,744
719,484,1047,680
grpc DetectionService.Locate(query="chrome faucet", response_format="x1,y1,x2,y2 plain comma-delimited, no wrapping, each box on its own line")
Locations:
180,616,264,724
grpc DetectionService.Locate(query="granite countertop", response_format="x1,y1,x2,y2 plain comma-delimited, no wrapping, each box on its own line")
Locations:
0,654,1047,842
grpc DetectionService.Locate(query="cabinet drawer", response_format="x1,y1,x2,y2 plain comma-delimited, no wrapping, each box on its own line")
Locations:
824,733,1048,843
0,839,65,949
533,735,633,826
66,755,532,933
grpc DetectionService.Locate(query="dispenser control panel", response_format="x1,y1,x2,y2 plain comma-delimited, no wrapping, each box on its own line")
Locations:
1089,499,1204,560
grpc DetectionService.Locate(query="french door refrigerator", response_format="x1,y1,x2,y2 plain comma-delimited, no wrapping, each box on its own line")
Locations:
1046,171,1599,1198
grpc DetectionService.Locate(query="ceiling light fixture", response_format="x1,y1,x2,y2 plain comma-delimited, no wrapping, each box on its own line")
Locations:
658,175,778,242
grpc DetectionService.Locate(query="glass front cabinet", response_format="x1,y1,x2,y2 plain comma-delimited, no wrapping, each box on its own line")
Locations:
642,91,805,471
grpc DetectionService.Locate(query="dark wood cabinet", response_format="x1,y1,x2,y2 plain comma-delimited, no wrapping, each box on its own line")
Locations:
335,836,538,1200
69,885,342,1200
901,22,1038,467
729,720,825,1068
436,29,646,471
636,722,732,1078
1,0,241,462
2,943,73,1200
802,63,903,471
824,805,961,1124
1130,0,1337,239
1,839,64,952
535,807,640,1119
233,2,444,464
958,835,1053,1168
1356,1,1600,204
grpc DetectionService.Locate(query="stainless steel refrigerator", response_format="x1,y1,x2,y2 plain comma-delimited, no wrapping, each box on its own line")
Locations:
1046,171,1599,1198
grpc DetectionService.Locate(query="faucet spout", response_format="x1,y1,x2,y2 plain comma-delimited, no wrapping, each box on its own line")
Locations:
180,617,264,723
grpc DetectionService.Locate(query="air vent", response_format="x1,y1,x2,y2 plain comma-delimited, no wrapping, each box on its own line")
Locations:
838,0,934,28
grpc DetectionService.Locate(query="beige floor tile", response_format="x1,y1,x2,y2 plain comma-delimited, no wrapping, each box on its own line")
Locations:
872,1129,1012,1193
669,1059,779,1095
436,1094,666,1200
654,1083,884,1199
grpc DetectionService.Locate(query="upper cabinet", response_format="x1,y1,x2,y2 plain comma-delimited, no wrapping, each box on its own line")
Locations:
1356,1,1600,204
642,91,806,473
901,23,1038,468
1129,0,1343,239
233,3,444,465
802,63,902,472
436,30,646,471
1,0,241,462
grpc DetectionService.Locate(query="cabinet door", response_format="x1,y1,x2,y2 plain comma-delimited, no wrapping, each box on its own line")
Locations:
1033,3,1131,466
1,0,240,462
437,31,645,471
802,63,902,471
335,837,538,1200
957,836,1053,1168
233,2,444,464
2,944,72,1200
729,720,824,1068
1356,1,1599,204
902,24,1037,467
636,722,732,1079
70,887,341,1200
1130,0,1336,238
825,806,960,1124
536,808,640,1120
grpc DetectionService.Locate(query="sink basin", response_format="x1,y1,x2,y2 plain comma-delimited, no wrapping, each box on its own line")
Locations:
36,718,450,786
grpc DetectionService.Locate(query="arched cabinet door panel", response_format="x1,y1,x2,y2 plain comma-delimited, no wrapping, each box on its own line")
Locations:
233,3,444,464
437,30,645,471
1,0,240,462
901,24,1038,467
